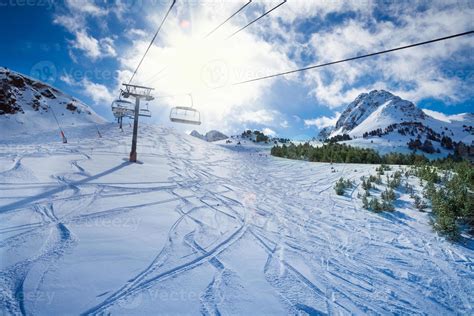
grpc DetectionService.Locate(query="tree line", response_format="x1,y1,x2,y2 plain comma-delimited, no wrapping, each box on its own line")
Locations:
271,142,429,165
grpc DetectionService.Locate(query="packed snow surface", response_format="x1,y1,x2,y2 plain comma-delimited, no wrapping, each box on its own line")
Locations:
1,124,473,315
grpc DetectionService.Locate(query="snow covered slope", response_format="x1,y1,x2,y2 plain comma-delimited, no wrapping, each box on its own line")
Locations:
0,124,473,315
0,67,105,138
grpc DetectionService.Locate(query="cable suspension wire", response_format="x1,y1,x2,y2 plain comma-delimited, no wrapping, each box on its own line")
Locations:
48,104,67,143
226,0,286,39
127,0,177,85
142,66,168,86
204,0,253,38
153,92,193,99
232,30,474,85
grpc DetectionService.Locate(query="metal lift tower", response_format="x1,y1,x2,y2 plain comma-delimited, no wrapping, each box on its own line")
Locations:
121,83,154,162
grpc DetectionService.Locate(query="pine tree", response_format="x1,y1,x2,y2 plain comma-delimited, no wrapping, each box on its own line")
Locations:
362,196,369,209
369,198,382,213
334,178,346,195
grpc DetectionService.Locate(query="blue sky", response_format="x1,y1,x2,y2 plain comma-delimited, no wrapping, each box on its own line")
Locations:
1,0,473,138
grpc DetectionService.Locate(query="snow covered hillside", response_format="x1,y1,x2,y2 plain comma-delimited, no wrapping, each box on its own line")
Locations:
0,67,105,138
1,124,473,315
320,90,473,157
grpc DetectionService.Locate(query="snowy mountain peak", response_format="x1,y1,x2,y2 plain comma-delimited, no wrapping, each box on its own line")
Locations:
190,130,205,140
190,130,228,142
0,67,105,137
321,89,473,158
334,90,425,135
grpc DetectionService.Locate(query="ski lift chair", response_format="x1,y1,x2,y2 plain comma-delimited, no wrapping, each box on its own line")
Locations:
169,106,201,125
169,94,201,125
112,99,152,118
139,103,152,117
111,99,134,118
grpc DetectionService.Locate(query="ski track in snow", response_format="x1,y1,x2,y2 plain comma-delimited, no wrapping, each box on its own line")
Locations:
0,124,473,315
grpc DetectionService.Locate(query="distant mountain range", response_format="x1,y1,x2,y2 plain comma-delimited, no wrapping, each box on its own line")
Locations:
0,67,104,137
190,130,229,142
318,90,473,157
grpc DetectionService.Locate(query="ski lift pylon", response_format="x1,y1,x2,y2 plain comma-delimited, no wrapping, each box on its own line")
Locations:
111,99,152,118
169,94,201,125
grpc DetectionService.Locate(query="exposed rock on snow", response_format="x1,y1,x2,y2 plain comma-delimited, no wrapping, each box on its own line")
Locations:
316,126,334,141
190,130,205,140
0,67,105,136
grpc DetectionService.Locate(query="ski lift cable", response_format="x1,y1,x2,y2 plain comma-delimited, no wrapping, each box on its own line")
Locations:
153,92,196,108
48,104,63,132
153,92,194,99
231,30,474,86
204,0,253,39
127,0,177,85
141,66,169,86
226,0,286,40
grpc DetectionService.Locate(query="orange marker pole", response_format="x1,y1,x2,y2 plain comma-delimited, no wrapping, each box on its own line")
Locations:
61,130,67,143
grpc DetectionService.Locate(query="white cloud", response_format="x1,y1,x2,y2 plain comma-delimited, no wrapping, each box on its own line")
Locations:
99,37,117,57
300,3,474,108
65,0,107,16
60,74,114,106
72,31,101,59
126,28,148,39
304,112,341,129
236,109,279,125
262,127,277,137
54,2,117,61
53,14,82,33
278,0,374,23
81,79,115,105
62,30,117,61
60,73,75,85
